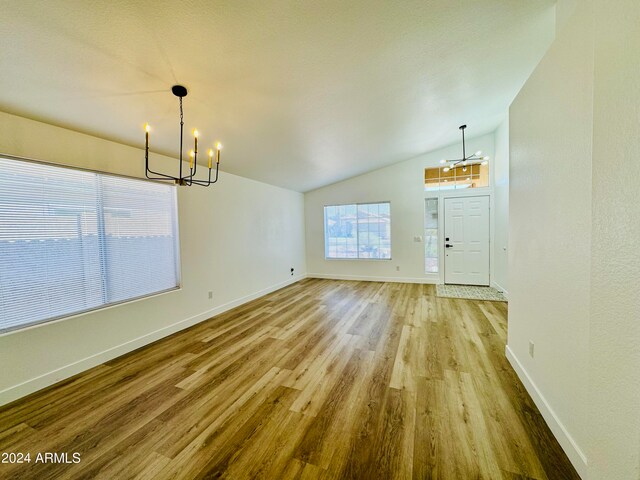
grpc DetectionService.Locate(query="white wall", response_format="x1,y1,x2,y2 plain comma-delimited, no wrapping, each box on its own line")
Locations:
304,133,496,284
509,1,640,478
588,0,640,478
493,116,509,295
0,111,306,405
507,2,593,475
555,0,579,35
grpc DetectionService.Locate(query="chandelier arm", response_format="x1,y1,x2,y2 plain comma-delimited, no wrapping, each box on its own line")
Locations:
189,179,210,187
184,167,194,186
145,135,182,181
146,157,184,181
189,161,219,187
145,168,177,180
188,131,199,185
146,174,178,181
190,144,198,181
189,175,211,187
185,158,198,185
212,161,220,184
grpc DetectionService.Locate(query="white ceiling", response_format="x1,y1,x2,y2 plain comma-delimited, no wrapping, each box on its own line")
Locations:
0,1,555,192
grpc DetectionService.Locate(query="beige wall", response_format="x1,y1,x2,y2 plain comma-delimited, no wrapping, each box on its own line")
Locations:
0,111,307,405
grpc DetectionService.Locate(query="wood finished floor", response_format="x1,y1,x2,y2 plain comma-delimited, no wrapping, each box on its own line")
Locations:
0,279,579,480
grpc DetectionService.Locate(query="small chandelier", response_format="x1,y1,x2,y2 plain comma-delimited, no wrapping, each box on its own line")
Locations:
440,125,489,173
144,85,222,186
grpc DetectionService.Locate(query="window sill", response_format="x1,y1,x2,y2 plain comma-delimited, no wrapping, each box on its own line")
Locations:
324,257,392,261
0,286,182,336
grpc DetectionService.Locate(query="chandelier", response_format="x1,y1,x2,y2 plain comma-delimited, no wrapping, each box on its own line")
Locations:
440,125,489,173
144,85,222,186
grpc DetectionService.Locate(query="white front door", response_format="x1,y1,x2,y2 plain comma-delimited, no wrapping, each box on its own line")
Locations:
444,196,490,286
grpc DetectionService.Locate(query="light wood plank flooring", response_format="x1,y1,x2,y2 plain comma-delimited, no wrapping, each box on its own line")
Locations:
0,279,579,479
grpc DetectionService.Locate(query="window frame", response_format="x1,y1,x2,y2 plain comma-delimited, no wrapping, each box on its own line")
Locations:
424,163,491,192
323,201,392,261
0,153,182,335
424,197,439,274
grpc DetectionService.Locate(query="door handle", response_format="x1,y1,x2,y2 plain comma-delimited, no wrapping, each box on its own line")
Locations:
445,243,453,248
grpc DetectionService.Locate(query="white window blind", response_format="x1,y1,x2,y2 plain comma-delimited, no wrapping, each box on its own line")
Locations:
324,202,391,259
0,157,180,333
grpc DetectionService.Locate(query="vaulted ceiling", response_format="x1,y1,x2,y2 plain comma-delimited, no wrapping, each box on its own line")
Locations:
0,1,555,192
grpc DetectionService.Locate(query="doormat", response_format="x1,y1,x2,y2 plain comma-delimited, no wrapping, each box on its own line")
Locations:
436,284,507,302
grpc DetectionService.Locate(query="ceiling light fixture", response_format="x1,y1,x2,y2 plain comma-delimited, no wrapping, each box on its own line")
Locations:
144,85,222,186
442,125,489,171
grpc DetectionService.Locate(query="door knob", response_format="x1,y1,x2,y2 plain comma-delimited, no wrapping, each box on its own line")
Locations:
445,243,453,248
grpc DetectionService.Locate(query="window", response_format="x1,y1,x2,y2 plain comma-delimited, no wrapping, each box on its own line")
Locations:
324,202,391,259
424,163,489,191
424,198,438,273
0,156,180,333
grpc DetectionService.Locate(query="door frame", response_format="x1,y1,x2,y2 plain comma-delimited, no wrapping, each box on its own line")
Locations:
423,187,494,286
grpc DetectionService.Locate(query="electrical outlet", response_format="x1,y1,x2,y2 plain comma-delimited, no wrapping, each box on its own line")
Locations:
290,267,295,276
208,291,213,300
529,341,535,358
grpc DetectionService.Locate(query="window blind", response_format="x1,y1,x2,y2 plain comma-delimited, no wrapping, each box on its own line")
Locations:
0,157,180,333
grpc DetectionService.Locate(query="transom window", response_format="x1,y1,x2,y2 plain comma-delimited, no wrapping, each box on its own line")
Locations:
324,202,391,259
424,163,489,191
0,156,181,333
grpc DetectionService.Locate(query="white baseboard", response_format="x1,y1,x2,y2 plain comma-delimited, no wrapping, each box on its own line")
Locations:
491,281,509,300
308,273,439,284
0,275,307,407
505,345,587,478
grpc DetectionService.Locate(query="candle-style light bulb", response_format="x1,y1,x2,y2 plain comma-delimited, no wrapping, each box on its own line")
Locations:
208,149,213,169
216,143,222,164
189,149,194,169
193,130,198,158
144,123,150,152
